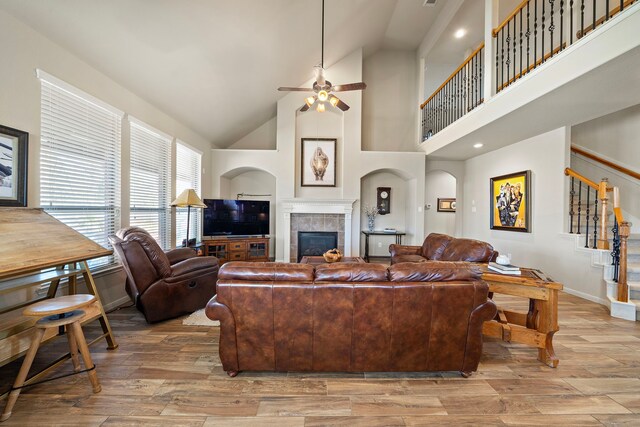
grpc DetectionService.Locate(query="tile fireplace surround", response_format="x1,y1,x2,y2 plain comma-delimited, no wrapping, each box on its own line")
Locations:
281,199,356,263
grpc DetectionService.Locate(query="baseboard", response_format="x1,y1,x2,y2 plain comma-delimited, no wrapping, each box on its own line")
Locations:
562,286,608,306
103,295,132,313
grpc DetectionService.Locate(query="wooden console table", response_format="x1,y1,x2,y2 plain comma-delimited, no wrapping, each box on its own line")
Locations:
480,266,563,368
0,208,118,395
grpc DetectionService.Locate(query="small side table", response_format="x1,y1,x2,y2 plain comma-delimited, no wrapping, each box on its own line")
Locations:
361,231,406,262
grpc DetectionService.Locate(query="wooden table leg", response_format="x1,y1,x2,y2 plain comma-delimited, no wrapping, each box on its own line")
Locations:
535,288,559,368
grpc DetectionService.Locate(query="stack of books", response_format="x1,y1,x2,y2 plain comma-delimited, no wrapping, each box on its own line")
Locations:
383,228,397,233
488,262,521,275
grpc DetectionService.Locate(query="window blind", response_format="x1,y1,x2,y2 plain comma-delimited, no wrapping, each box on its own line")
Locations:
175,142,202,247
39,71,122,269
129,119,172,250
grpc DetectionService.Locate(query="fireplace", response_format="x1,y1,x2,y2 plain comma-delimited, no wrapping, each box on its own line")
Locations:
297,231,338,262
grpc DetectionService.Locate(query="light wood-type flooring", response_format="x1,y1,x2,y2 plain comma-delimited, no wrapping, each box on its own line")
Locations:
1,292,640,426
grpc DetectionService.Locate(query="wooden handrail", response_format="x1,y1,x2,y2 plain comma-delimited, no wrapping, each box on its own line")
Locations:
493,0,530,37
576,0,636,38
420,42,484,109
564,168,599,190
571,145,640,181
497,43,566,92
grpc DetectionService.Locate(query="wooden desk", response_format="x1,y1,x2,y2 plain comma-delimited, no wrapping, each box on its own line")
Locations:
480,266,563,367
300,256,366,265
361,231,406,262
0,208,118,395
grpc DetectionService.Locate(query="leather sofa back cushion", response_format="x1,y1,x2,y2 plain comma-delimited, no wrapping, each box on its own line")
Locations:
440,239,494,262
421,233,453,260
315,263,388,282
219,262,314,282
390,261,481,282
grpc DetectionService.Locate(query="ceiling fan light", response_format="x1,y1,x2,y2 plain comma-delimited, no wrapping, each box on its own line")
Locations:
317,90,329,102
305,96,316,107
316,102,326,113
329,96,339,107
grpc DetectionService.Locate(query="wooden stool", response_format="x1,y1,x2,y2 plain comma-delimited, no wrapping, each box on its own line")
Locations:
0,295,101,422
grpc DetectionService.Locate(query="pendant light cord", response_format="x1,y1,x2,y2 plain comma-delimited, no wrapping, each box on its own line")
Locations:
321,0,324,69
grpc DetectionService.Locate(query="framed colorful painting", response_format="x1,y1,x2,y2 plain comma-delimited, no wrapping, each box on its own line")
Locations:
0,125,28,207
490,170,531,232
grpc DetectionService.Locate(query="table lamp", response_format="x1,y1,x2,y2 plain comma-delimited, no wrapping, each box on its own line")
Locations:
171,189,206,247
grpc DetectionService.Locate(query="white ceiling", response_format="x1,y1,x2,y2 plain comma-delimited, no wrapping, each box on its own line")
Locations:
1,0,447,148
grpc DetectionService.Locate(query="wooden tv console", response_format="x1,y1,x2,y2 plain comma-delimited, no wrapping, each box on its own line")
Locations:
201,236,269,265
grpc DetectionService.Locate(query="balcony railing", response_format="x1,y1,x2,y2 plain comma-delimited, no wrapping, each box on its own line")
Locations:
494,0,637,93
420,0,638,141
420,43,484,140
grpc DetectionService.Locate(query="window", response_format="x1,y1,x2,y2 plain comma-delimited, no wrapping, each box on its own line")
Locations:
175,142,202,247
39,70,122,268
129,119,172,250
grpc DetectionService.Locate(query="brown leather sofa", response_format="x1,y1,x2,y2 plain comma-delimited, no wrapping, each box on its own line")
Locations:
109,227,219,323
389,233,498,265
206,261,497,377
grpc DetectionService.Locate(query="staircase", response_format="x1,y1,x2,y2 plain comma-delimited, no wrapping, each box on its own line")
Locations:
627,235,640,313
605,234,639,321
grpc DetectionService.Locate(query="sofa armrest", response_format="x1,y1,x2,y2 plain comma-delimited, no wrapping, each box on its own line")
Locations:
461,297,498,376
206,295,239,374
166,247,197,265
170,256,219,277
389,244,422,257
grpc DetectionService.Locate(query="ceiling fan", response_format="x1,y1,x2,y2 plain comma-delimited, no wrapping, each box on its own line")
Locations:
277,0,366,112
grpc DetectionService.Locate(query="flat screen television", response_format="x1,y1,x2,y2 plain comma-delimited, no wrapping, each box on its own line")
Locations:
203,199,270,237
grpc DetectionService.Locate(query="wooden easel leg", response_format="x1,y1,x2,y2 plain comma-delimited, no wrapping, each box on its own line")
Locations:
69,322,101,393
1,328,46,421
81,261,118,350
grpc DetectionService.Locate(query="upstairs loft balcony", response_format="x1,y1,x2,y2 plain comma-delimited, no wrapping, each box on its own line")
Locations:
419,0,640,160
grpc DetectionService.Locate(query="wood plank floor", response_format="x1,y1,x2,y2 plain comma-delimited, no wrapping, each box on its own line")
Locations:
1,292,640,426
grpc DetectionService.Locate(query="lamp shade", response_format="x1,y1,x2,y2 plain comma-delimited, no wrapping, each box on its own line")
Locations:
171,189,206,208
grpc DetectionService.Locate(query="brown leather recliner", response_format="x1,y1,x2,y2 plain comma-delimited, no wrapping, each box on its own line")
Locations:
109,226,219,323
389,233,498,265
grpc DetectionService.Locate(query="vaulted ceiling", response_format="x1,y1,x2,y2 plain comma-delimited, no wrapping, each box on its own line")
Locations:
1,0,451,148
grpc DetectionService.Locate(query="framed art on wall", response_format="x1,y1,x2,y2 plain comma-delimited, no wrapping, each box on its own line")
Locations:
437,198,456,212
301,138,336,187
0,125,28,207
490,170,531,232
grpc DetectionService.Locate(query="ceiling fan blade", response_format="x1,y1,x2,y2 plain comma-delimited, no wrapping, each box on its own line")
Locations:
278,87,313,92
331,82,367,92
300,103,311,112
334,98,350,111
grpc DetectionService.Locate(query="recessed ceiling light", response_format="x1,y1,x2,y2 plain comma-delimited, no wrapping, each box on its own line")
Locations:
455,28,466,39
473,143,483,148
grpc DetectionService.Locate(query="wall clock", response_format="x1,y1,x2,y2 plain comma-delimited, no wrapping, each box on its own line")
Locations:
377,187,391,215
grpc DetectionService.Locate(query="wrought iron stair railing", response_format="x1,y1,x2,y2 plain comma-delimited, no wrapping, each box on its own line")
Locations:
564,167,632,302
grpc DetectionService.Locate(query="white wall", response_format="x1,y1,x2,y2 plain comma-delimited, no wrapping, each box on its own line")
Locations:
425,170,457,236
572,103,640,169
461,127,608,303
212,49,426,261
360,171,409,257
228,117,277,150
0,10,213,310
362,50,417,152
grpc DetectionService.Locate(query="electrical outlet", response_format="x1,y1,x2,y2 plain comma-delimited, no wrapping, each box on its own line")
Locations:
378,242,382,248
